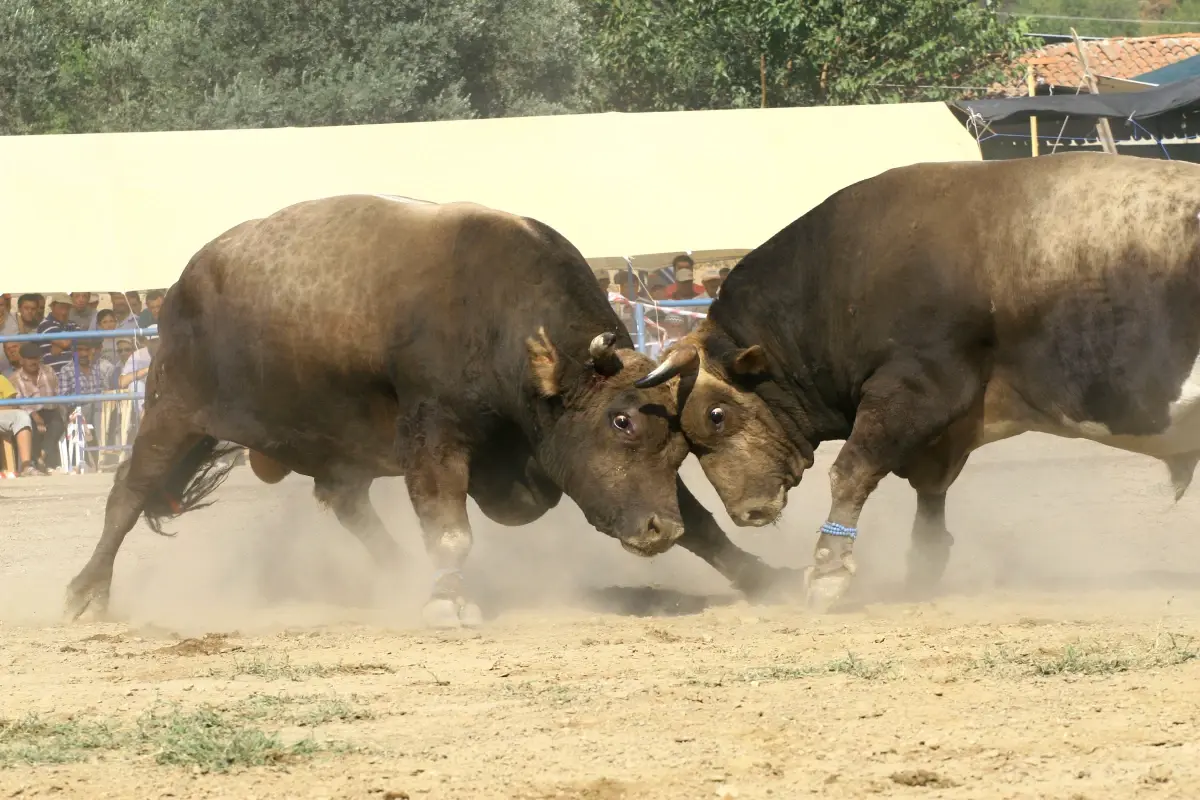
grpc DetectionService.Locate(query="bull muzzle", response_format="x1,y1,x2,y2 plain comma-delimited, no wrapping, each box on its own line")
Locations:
619,514,685,557
728,486,788,528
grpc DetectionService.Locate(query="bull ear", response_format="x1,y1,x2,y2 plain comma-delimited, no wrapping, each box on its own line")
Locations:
526,326,563,397
731,345,769,378
588,332,623,377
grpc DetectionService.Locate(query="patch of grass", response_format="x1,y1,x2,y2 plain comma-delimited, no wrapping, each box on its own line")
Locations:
977,633,1198,678
235,692,376,727
217,653,395,682
500,680,580,706
0,715,123,767
136,705,323,772
0,700,359,772
701,652,893,686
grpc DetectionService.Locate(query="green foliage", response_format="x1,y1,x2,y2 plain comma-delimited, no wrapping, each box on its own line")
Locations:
1002,0,1200,38
587,0,1029,110
0,0,1029,133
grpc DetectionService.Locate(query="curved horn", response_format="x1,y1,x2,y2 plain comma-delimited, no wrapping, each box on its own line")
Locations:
634,345,698,388
588,332,622,377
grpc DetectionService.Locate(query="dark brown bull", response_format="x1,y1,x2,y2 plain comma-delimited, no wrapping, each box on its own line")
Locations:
637,152,1200,610
65,194,792,627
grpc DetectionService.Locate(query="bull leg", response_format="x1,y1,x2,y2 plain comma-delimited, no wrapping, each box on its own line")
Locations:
402,419,480,629
675,477,806,603
897,411,977,597
313,477,402,568
64,400,206,621
808,358,983,612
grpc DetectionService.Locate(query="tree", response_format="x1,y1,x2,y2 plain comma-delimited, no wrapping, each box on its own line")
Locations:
587,0,1030,111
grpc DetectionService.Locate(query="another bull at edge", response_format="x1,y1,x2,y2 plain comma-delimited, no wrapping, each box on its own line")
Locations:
638,152,1200,611
65,194,795,628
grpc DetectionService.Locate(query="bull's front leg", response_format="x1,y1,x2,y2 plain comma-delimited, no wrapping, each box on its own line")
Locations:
807,358,983,612
402,417,482,629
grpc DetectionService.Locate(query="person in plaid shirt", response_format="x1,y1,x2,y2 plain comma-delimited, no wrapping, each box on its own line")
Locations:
58,341,115,456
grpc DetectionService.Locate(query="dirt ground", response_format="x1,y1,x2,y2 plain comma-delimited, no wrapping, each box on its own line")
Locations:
2,433,1200,799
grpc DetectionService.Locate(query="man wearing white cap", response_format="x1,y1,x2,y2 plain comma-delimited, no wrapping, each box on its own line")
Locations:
35,294,80,380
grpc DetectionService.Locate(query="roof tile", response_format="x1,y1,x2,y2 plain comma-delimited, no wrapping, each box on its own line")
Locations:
1001,33,1200,94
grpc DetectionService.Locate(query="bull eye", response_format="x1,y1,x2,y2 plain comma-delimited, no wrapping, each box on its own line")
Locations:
611,413,634,433
708,407,726,428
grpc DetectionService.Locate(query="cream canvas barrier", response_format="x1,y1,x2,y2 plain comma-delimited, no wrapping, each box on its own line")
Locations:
0,103,981,293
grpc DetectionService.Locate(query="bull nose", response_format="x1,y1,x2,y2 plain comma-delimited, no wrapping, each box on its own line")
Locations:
620,514,685,557
729,488,787,528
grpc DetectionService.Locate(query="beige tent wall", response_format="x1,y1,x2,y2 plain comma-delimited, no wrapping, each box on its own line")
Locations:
0,103,980,293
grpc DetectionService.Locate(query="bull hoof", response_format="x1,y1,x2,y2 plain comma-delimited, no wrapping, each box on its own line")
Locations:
805,567,853,614
904,538,953,599
421,598,484,629
64,582,111,623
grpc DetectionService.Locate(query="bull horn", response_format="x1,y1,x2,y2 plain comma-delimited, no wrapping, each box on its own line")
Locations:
634,345,698,388
589,332,622,377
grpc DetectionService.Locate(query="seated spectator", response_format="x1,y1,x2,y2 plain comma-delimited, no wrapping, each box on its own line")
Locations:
69,292,98,330
114,338,135,376
95,309,120,365
0,373,41,476
1,342,21,380
36,294,80,379
109,292,138,329
120,338,157,413
59,340,115,426
16,293,43,334
137,289,165,329
0,294,17,337
664,255,705,300
12,342,64,471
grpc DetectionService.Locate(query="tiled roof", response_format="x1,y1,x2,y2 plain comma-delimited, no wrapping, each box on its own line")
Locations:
1008,33,1200,92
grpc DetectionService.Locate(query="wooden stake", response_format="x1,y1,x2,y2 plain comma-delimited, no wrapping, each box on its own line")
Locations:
1027,67,1039,157
1070,27,1118,155
760,53,767,108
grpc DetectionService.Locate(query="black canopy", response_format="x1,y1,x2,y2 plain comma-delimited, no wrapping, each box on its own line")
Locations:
955,75,1200,125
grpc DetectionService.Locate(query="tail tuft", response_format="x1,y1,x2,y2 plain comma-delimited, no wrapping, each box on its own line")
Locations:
142,436,243,535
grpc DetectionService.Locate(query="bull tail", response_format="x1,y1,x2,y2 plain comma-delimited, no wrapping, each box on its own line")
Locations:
142,436,243,535
1162,451,1200,504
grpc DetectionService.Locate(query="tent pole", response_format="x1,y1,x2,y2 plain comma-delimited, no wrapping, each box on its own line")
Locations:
1027,67,1039,157
1070,28,1118,155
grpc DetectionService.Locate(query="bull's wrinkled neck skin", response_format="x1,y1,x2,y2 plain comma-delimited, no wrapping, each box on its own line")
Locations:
704,298,854,453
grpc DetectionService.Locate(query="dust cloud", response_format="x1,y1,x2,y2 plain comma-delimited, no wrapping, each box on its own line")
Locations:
1,431,1198,634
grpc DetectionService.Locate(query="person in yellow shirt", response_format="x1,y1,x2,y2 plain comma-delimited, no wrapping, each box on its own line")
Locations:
0,374,38,476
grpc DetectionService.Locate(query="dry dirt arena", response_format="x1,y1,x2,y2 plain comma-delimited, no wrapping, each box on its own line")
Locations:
2,435,1200,799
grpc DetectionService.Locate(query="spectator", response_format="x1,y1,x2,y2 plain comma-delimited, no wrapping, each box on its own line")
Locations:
59,339,115,403
0,373,40,476
12,342,64,471
110,292,138,329
114,339,135,376
702,267,729,299
0,294,16,337
137,289,165,329
664,255,704,300
16,293,43,334
36,294,80,379
120,338,157,413
95,309,120,365
596,273,611,293
647,274,670,301
125,291,144,321
2,342,21,380
68,292,98,330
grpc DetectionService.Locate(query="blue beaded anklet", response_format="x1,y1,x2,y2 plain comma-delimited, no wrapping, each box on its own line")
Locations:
820,521,857,539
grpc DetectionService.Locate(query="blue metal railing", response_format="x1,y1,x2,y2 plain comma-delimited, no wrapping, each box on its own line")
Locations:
0,325,157,407
629,298,713,355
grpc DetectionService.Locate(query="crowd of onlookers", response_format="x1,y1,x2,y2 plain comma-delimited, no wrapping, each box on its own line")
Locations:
599,254,729,357
0,291,164,477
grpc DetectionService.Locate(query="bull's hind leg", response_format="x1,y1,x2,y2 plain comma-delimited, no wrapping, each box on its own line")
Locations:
896,410,978,597
64,399,212,621
675,478,807,603
400,409,481,629
808,356,984,612
313,476,402,568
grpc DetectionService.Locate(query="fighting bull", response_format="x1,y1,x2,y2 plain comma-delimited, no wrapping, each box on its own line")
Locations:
637,152,1200,610
65,194,793,627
